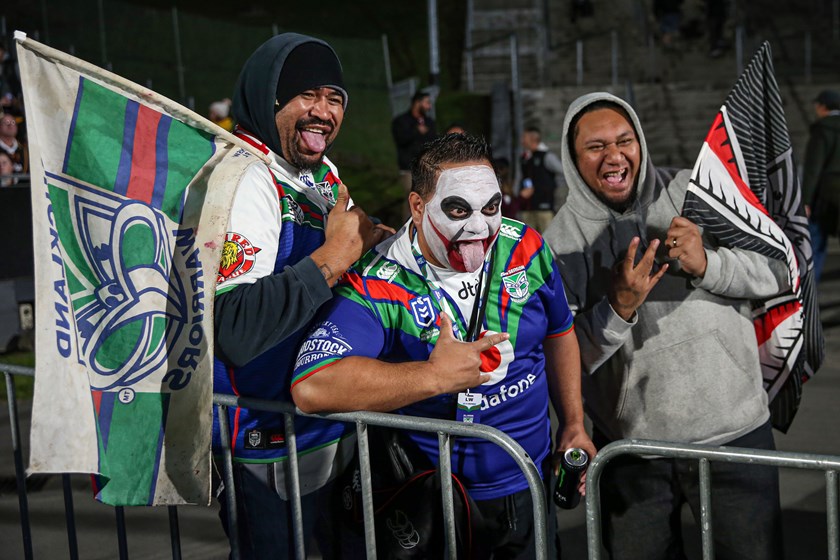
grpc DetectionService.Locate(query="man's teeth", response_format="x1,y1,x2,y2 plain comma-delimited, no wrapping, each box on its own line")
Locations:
303,128,325,134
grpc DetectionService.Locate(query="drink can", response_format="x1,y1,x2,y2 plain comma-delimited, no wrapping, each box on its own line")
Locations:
553,447,589,509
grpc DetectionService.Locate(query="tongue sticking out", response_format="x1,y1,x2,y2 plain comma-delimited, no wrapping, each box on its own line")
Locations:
300,130,326,153
457,240,486,272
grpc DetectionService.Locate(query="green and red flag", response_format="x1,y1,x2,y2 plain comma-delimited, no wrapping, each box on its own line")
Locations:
16,32,265,505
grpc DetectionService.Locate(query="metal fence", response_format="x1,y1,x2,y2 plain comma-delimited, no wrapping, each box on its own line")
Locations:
2,363,549,560
585,439,840,560
9,360,840,559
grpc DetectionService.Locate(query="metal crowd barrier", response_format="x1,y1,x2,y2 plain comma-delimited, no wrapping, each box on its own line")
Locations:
2,364,548,560
585,439,840,560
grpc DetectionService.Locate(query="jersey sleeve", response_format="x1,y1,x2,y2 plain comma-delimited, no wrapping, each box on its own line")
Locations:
216,163,281,293
291,274,386,388
542,249,575,337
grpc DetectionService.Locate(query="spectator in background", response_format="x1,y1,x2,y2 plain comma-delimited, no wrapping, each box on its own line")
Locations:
209,98,234,132
0,151,16,187
493,156,520,218
654,0,684,49
802,89,840,283
0,113,27,174
0,39,21,116
520,125,566,232
706,0,729,58
392,90,436,218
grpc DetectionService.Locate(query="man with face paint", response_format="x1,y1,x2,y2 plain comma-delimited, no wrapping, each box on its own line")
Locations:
211,33,390,559
292,133,595,557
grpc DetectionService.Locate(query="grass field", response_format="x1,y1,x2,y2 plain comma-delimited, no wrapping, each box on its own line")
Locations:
0,351,35,401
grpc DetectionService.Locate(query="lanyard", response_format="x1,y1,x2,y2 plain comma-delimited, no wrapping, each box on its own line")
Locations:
410,228,493,342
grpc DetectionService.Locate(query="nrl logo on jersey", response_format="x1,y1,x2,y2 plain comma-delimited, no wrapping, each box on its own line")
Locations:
218,232,261,283
410,295,436,328
501,266,530,303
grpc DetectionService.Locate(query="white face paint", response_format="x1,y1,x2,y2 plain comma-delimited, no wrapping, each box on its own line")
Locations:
421,164,502,272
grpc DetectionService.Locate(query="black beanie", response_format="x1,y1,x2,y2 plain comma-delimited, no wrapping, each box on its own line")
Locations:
275,42,348,111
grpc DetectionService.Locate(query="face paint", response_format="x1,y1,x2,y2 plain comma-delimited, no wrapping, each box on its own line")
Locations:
421,164,502,272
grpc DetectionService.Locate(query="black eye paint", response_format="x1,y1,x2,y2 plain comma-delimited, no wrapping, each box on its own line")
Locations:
482,193,502,215
440,196,472,221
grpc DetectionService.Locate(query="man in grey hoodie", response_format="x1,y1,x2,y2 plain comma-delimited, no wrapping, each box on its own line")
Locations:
543,93,789,559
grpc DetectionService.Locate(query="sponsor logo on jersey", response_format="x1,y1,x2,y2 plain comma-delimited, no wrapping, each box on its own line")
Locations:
295,321,353,368
480,373,538,411
410,295,436,328
376,261,400,282
457,278,480,300
499,223,521,240
501,266,530,303
478,330,514,385
218,232,261,283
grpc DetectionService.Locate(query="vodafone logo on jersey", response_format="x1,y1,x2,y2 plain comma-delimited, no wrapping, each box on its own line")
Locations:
477,330,514,385
217,232,261,283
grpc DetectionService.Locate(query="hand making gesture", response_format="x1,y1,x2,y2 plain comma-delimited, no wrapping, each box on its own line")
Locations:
608,237,669,321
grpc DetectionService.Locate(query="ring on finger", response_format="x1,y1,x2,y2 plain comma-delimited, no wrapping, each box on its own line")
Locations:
671,237,678,248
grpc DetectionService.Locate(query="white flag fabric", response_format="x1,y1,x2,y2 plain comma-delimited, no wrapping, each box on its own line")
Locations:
16,31,266,505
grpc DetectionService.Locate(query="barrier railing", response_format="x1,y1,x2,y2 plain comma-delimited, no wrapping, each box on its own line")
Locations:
585,439,840,560
2,363,548,560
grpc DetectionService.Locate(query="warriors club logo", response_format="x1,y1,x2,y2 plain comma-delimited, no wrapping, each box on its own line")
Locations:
218,232,261,283
45,175,205,392
501,266,530,303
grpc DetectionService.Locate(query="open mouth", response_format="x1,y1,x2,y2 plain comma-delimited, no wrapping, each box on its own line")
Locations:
602,168,628,187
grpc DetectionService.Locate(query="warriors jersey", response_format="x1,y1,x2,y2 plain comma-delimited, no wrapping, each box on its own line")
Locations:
292,219,574,500
212,137,352,467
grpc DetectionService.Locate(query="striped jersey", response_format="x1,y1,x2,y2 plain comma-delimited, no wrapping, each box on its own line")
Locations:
212,139,352,465
292,219,574,500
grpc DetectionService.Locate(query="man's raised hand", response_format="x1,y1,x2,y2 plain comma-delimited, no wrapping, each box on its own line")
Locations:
311,183,390,286
608,236,668,321
427,314,508,394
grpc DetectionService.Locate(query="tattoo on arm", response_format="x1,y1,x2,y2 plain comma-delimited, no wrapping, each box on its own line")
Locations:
319,263,334,283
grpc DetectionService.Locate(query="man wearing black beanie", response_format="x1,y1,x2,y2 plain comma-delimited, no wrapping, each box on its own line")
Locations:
211,32,390,559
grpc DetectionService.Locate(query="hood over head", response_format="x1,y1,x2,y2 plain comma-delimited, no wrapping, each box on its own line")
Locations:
560,92,656,220
232,33,347,156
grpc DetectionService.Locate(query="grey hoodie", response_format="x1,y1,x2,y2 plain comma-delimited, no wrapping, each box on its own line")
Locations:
543,92,790,445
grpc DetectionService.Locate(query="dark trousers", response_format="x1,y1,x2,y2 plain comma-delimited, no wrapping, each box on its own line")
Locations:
217,462,336,560
810,220,828,283
597,421,783,560
472,456,560,559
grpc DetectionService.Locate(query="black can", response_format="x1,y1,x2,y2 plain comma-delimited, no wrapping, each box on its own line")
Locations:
553,448,589,509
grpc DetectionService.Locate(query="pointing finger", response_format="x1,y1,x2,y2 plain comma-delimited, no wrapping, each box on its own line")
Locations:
477,331,510,350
